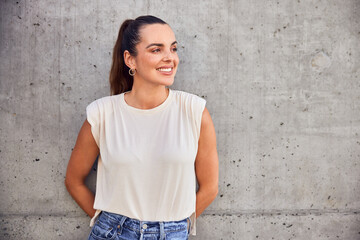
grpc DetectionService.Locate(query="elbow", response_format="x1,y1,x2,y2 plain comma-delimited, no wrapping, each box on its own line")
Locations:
64,177,71,191
64,174,77,192
212,186,219,199
200,185,218,200
207,187,218,203
64,173,86,192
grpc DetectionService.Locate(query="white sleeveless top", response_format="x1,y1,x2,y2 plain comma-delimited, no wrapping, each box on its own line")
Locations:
86,88,206,236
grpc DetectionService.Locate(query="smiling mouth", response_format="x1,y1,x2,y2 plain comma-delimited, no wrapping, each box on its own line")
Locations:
156,67,173,72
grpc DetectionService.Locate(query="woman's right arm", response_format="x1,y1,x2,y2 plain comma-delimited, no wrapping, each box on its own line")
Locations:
65,119,100,218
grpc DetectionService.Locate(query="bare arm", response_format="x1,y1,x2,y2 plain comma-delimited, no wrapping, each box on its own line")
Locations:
65,119,100,218
195,107,219,218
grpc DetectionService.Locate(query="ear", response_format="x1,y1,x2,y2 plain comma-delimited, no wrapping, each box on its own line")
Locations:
124,50,136,69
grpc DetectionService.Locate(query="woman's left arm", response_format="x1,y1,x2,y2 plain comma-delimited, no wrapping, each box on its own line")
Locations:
195,106,219,218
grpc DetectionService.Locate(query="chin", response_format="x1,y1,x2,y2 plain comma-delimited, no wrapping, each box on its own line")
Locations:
164,79,175,86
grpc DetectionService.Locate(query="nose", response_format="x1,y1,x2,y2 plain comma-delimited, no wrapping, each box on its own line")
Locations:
162,49,175,61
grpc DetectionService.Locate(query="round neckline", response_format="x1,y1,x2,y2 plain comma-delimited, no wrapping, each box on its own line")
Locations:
120,88,173,114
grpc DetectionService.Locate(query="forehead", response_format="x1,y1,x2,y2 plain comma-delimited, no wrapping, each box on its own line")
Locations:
138,24,176,45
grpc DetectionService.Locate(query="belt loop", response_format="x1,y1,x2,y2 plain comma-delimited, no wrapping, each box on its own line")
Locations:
159,221,165,240
117,215,127,235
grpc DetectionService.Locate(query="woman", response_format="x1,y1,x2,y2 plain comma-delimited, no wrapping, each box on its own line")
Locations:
65,15,218,240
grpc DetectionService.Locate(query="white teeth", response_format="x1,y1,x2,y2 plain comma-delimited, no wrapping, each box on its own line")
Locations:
157,68,172,72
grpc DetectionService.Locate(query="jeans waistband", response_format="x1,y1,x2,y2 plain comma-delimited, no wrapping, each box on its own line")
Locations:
99,211,191,235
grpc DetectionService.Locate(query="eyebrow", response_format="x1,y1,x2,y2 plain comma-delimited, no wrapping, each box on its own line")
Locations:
145,41,177,49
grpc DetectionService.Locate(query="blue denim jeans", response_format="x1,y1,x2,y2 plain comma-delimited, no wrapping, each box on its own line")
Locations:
88,211,191,240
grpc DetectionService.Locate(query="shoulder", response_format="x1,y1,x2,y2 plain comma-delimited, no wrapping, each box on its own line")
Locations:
86,95,119,125
87,95,118,109
88,95,115,105
171,89,206,105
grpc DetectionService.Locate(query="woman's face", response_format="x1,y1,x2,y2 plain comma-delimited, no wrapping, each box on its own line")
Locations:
132,24,179,87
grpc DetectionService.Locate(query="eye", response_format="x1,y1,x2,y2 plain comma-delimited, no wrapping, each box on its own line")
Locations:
152,48,160,53
172,47,178,52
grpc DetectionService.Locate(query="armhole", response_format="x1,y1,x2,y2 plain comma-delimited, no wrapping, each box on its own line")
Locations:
195,97,207,142
86,101,100,148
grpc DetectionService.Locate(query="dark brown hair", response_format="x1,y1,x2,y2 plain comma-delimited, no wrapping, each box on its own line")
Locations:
109,15,167,95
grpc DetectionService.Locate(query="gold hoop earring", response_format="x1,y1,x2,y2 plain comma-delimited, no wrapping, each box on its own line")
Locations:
129,68,136,76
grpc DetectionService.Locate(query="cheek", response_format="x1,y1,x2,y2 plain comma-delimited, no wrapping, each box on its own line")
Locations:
175,55,180,66
146,56,161,69
138,54,158,69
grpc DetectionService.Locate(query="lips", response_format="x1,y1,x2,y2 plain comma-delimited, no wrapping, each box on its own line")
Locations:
157,67,172,72
156,66,174,75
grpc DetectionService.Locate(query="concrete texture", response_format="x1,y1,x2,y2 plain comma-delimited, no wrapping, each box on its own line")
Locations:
0,0,359,239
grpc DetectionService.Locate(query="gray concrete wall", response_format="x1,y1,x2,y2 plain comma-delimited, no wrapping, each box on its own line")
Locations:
0,0,359,239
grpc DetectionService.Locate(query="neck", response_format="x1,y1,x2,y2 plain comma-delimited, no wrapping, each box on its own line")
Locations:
124,87,169,110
